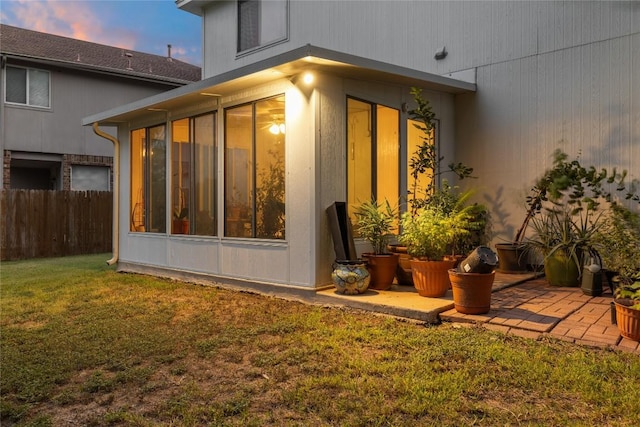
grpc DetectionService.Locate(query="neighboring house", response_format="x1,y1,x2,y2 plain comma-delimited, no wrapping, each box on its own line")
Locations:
83,1,639,292
0,24,201,191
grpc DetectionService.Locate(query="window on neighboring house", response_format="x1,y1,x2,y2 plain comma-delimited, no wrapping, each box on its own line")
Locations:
225,95,285,239
238,0,288,53
5,65,50,108
347,97,400,227
130,124,167,233
171,113,217,236
71,165,111,191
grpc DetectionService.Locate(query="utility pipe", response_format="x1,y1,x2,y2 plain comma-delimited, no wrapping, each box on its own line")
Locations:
92,122,119,265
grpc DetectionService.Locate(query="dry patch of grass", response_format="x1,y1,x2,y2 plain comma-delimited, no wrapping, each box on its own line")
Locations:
2,254,640,426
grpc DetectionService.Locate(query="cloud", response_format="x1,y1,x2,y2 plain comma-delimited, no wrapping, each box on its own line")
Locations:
4,0,137,50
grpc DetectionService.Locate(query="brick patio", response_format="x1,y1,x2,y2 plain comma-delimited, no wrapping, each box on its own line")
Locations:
440,278,640,354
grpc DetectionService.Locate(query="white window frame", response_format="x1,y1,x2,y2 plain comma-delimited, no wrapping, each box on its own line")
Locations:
4,65,51,109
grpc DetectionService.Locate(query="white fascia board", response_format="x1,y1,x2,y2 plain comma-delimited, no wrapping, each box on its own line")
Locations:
83,44,476,126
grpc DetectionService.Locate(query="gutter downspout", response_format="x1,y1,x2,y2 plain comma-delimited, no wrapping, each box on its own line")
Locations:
92,122,119,265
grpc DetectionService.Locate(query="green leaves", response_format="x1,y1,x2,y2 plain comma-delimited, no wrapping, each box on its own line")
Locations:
353,198,397,255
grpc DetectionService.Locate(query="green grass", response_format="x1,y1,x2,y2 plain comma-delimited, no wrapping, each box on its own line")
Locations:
1,254,640,426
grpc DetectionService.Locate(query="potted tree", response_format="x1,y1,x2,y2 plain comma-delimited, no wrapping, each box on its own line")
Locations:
497,148,639,273
354,198,399,290
400,203,472,297
390,87,475,284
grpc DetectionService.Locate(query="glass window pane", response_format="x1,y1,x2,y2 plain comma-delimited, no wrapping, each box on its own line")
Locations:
28,69,50,108
6,67,27,104
255,96,285,239
225,104,253,237
171,118,190,234
261,0,287,44
71,165,110,191
149,125,166,233
130,128,146,232
376,105,399,230
347,98,372,219
194,113,216,236
238,0,259,51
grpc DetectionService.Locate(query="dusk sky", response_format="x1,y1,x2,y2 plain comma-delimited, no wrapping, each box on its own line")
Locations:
1,0,203,66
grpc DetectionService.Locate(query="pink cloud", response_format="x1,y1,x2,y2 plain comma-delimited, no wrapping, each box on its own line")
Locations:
7,0,137,50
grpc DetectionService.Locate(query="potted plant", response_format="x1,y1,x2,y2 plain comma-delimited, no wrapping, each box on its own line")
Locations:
448,246,499,314
595,203,640,288
613,273,640,342
523,206,603,287
496,148,639,273
399,204,472,297
390,88,475,284
354,198,399,290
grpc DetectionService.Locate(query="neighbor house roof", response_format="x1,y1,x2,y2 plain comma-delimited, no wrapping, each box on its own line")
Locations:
0,24,201,85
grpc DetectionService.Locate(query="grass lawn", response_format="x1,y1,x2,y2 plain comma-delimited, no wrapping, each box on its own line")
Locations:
1,254,640,426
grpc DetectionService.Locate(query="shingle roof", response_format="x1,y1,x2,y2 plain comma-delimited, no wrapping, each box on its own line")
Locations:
0,24,201,84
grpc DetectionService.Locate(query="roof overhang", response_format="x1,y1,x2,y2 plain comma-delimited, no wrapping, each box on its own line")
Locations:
4,53,193,86
83,44,476,127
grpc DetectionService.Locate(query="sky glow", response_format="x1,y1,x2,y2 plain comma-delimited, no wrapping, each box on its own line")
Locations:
1,0,202,66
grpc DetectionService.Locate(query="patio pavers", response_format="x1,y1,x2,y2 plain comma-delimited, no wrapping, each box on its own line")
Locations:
315,273,639,354
440,277,640,354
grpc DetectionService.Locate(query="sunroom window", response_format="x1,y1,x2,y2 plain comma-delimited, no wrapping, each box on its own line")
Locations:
347,97,437,228
347,98,400,223
130,124,167,233
171,113,217,236
5,65,50,108
225,95,285,239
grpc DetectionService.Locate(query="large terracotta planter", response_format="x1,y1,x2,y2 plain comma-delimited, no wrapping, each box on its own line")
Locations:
362,253,399,290
614,300,640,342
544,251,580,287
409,258,455,297
448,269,496,314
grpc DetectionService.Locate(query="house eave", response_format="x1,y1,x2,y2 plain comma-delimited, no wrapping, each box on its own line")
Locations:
4,52,194,86
83,44,476,126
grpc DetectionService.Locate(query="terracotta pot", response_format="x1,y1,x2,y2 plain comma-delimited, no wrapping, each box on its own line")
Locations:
448,269,496,314
614,300,640,342
409,258,455,297
362,253,399,290
388,244,413,286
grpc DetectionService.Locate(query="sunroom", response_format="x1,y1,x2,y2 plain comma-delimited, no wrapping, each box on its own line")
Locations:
83,45,475,294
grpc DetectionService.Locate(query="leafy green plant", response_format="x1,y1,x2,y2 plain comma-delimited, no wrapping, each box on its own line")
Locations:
400,203,472,259
353,198,397,255
595,203,640,282
524,206,604,274
256,150,285,239
614,273,640,310
407,87,474,215
514,148,639,243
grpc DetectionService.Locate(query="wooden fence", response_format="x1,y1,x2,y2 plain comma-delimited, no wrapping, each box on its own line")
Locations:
1,190,112,261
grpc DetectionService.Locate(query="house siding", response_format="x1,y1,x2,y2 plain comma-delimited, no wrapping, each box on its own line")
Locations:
197,0,639,241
